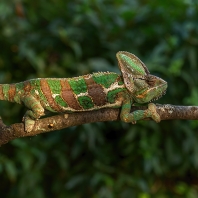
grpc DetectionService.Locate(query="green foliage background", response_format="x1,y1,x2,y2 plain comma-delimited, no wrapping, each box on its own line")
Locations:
0,0,198,197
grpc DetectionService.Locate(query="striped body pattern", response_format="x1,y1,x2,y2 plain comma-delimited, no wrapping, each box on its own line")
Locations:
0,51,167,132
0,72,126,113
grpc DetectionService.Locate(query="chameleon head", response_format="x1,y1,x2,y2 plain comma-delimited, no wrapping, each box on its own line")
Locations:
132,74,167,103
116,51,167,103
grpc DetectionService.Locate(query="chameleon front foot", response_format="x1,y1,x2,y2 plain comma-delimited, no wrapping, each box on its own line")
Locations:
120,97,161,123
147,103,160,123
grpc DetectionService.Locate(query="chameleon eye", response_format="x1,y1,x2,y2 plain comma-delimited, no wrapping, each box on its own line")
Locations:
146,76,156,86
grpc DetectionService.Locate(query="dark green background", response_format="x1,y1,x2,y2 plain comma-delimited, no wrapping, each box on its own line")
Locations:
1,0,198,197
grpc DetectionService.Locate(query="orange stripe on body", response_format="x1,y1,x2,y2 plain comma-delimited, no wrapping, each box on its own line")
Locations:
8,84,16,102
24,81,32,93
40,79,63,112
60,79,82,110
0,85,4,100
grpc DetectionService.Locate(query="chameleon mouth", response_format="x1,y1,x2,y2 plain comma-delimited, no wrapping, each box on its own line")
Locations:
149,82,167,102
136,82,167,102
150,90,166,102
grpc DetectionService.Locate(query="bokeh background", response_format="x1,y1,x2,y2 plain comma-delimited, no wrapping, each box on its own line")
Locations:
1,0,198,197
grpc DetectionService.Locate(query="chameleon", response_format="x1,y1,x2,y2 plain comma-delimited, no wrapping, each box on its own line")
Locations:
0,51,167,132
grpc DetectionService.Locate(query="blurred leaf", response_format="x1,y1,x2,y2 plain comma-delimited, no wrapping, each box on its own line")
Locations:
4,159,17,182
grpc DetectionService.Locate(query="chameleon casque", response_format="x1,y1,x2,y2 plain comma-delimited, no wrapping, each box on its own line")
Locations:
0,51,167,132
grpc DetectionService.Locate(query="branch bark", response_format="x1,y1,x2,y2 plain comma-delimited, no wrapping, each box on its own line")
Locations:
0,104,198,146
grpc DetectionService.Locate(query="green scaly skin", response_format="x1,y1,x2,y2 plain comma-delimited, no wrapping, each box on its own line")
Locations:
0,51,167,132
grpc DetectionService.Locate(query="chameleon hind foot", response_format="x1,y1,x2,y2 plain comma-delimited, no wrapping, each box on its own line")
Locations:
23,114,36,132
22,95,45,132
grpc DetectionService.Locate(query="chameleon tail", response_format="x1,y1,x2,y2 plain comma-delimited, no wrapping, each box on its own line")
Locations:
0,84,20,103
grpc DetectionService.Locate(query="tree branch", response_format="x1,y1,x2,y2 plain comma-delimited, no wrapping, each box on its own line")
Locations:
0,104,198,146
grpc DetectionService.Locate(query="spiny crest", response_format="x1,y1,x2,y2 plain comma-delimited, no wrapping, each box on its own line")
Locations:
92,71,113,76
